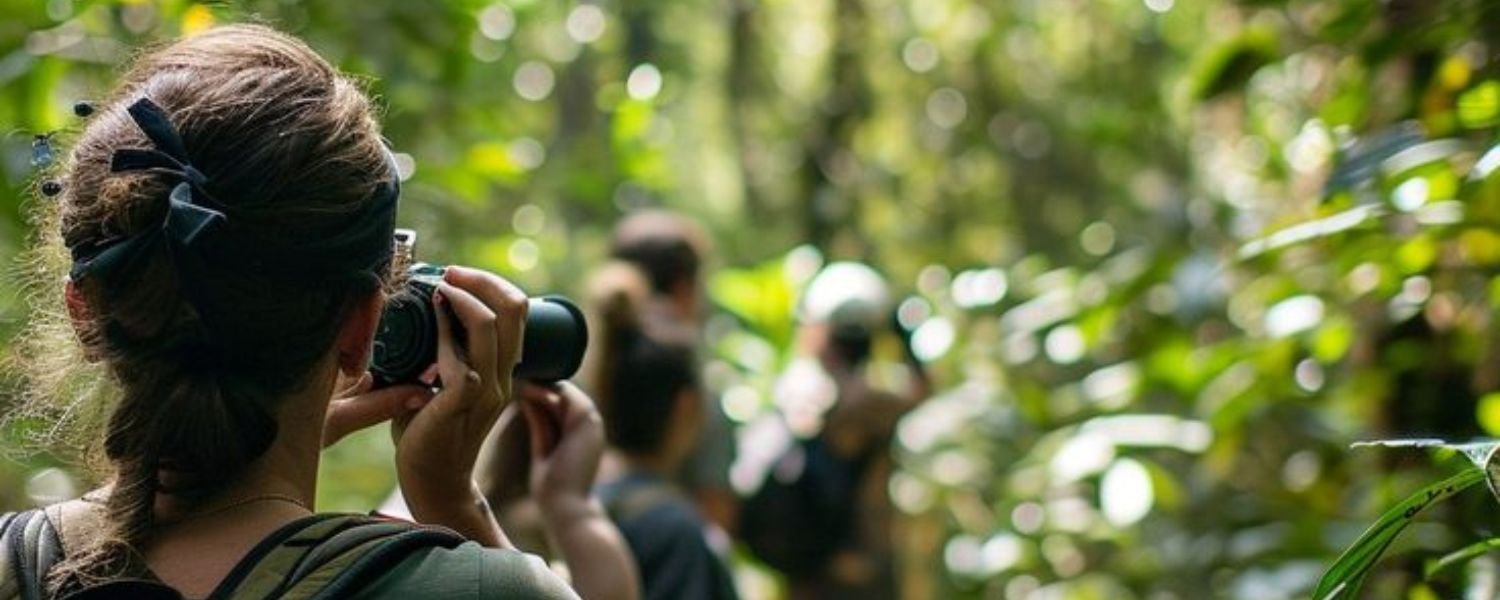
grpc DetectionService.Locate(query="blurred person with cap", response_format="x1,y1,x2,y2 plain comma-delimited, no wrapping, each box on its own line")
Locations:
737,261,930,600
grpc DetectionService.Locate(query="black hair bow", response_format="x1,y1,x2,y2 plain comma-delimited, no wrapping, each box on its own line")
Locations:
70,98,226,283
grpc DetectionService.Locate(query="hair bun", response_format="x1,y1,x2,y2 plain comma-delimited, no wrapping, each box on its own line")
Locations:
588,261,651,338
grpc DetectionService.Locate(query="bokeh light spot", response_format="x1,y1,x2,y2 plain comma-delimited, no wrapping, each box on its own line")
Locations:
1100,458,1153,527
926,87,968,129
478,4,516,40
508,238,540,271
912,317,956,362
902,38,939,73
566,4,606,44
512,204,546,236
1044,325,1086,364
1264,295,1323,338
1080,221,1117,256
627,63,663,100
514,61,556,101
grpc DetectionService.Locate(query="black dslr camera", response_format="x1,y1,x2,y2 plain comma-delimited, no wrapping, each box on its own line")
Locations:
370,231,588,386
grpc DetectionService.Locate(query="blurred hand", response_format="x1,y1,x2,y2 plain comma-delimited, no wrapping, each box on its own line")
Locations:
393,266,528,536
518,381,605,522
518,381,640,600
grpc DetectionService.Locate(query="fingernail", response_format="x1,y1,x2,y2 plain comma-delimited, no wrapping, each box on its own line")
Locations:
433,289,445,305
406,395,428,409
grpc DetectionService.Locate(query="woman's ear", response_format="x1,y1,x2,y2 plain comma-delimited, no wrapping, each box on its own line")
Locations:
336,291,385,377
65,280,103,362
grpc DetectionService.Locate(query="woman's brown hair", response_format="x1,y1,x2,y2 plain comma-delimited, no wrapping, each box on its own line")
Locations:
11,24,392,590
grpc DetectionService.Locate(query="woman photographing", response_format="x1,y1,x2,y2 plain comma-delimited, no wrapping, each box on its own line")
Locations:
1,24,635,600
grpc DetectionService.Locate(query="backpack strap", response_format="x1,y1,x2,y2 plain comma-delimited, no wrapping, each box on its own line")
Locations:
1,512,19,599
3,510,464,600
210,514,464,600
1,510,64,600
305,526,468,600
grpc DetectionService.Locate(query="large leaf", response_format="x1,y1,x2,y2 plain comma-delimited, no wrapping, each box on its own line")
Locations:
1313,468,1486,599
1314,440,1500,599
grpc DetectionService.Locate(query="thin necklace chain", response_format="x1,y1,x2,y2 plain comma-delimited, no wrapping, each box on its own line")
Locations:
79,490,312,521
183,493,311,522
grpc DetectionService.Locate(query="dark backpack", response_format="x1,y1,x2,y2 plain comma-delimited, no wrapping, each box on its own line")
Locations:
0,508,465,600
736,435,874,579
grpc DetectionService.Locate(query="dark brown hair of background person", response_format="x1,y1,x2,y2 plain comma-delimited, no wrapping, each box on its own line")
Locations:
34,25,391,590
584,263,701,457
608,210,709,319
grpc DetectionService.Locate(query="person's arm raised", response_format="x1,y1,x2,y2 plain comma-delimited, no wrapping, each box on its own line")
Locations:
521,382,641,600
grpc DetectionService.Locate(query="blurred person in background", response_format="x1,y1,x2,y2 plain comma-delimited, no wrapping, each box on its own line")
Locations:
607,210,739,536
584,263,739,600
737,262,930,600
0,25,635,600
474,209,735,555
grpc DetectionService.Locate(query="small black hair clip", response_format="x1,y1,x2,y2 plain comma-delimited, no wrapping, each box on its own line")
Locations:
31,134,54,169
73,101,95,118
41,181,63,197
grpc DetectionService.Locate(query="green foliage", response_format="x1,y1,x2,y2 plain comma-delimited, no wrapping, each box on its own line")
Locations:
0,0,1499,598
1189,28,1279,101
1314,465,1485,599
1424,535,1500,581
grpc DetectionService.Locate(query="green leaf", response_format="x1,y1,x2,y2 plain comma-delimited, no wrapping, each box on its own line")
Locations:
1187,29,1278,101
1311,317,1354,362
1457,80,1500,130
708,256,798,351
1424,536,1500,580
1480,394,1500,437
1313,468,1487,600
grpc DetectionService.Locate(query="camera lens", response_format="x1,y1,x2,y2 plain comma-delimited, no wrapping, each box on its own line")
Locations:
369,281,440,386
515,296,588,381
370,265,589,386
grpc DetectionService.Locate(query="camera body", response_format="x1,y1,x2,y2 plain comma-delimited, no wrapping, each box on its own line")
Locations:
370,262,588,386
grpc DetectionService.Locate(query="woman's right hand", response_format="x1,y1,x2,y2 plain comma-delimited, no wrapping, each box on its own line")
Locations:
393,265,528,547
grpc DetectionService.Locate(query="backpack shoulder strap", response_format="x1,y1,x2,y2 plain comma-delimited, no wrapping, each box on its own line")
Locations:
1,509,64,600
304,525,467,600
3,510,465,600
212,514,464,600
210,514,367,599
1,510,27,600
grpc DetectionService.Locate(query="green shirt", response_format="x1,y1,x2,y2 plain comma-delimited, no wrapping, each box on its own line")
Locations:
2,505,579,600
357,541,578,599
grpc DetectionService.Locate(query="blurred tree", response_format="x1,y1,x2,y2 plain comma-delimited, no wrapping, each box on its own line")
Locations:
0,0,1498,598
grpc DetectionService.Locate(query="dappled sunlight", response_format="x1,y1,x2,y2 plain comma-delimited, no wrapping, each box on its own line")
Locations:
0,0,1498,599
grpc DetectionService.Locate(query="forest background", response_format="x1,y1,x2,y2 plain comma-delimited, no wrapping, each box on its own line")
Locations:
2,0,1499,598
